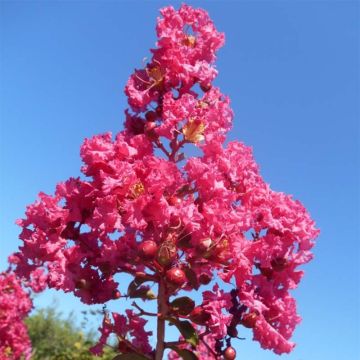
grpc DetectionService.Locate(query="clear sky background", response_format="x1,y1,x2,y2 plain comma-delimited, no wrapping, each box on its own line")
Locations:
0,1,359,359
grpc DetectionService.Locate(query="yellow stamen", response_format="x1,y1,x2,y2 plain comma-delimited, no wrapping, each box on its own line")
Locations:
130,182,145,199
182,119,205,143
148,66,163,83
4,347,12,356
182,35,196,47
197,100,209,109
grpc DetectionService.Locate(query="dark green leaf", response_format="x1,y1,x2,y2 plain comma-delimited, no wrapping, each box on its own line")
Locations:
170,296,195,316
127,277,148,296
171,320,199,347
129,286,156,300
184,267,199,290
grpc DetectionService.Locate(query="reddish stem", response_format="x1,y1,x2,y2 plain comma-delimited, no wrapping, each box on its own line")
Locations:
155,278,168,360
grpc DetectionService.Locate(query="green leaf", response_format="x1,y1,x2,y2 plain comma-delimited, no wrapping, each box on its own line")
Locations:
113,354,149,360
127,277,148,296
168,346,199,360
129,286,156,300
171,320,199,347
170,296,195,316
184,267,199,290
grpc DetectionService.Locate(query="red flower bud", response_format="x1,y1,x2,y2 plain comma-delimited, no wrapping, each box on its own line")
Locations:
166,268,186,287
75,279,89,290
168,195,182,206
189,306,211,325
241,312,258,328
197,238,212,252
112,290,121,299
139,240,158,260
224,346,236,360
199,273,212,285
144,121,158,140
200,82,212,92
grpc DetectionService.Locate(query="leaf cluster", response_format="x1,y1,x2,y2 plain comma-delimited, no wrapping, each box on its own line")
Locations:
25,306,116,360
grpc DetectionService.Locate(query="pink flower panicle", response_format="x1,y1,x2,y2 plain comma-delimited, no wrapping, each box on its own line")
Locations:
12,4,319,358
0,271,32,360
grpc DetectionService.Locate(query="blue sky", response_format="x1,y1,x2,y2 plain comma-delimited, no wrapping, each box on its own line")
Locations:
0,1,359,359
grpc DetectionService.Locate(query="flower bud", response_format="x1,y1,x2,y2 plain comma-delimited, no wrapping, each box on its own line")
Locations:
241,312,258,328
199,273,212,285
75,279,89,290
139,240,158,260
144,121,158,140
224,346,236,360
168,196,182,206
197,238,212,252
112,290,121,299
189,306,211,325
157,241,177,266
200,83,212,92
166,268,186,287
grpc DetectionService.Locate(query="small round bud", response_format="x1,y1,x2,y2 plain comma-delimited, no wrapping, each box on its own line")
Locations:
139,240,158,260
112,290,121,299
197,238,212,252
144,121,158,140
241,312,258,328
224,346,236,360
166,268,186,287
168,196,182,206
75,279,89,290
189,306,211,325
199,273,212,285
200,83,212,92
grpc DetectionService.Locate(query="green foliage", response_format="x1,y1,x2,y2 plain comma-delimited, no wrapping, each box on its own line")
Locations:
169,320,199,347
26,307,116,360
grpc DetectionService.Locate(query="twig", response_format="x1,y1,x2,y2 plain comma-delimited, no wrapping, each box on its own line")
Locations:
132,301,158,317
155,278,168,360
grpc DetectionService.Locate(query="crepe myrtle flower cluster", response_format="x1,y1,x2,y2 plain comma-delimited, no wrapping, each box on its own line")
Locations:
11,4,319,360
0,271,32,360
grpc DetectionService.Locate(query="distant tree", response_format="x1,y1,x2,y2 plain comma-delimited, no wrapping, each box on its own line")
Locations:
25,307,116,360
